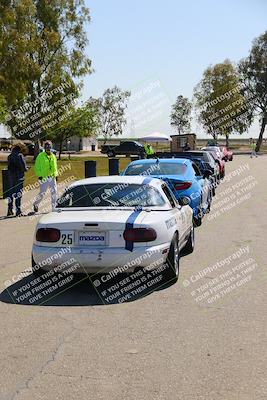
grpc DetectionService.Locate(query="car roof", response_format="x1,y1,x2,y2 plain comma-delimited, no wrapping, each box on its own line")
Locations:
128,158,191,165
121,140,141,144
202,146,219,150
169,151,206,156
68,175,163,189
175,151,208,158
183,150,205,154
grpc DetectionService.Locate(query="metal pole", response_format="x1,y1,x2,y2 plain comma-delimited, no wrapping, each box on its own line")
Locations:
84,160,97,178
109,158,120,175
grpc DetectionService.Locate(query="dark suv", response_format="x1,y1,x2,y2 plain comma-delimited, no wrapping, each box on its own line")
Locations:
101,141,146,158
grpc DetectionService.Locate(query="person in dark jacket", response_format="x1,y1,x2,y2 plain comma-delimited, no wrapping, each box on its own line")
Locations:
7,144,28,216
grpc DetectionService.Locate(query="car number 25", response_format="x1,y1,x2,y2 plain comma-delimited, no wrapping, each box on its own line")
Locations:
61,231,74,245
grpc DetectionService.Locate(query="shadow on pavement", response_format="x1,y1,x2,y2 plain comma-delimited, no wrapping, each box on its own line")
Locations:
0,266,174,306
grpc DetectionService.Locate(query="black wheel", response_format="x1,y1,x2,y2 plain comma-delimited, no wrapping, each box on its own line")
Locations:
107,150,115,157
181,226,195,255
32,254,43,277
140,151,146,159
206,192,212,213
164,234,179,284
193,207,203,227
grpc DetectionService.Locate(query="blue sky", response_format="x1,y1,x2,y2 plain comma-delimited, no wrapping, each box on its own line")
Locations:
82,0,267,138
0,0,266,139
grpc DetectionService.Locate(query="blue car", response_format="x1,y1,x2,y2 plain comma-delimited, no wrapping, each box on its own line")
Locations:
123,158,212,226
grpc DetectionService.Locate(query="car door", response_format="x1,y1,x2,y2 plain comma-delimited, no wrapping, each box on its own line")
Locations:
192,162,209,210
161,184,189,243
117,142,128,155
130,142,143,156
130,142,139,155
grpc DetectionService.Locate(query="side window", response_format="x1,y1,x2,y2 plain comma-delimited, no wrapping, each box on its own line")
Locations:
162,185,176,208
192,163,202,176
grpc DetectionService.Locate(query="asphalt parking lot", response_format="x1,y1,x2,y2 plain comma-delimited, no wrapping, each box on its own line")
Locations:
0,154,266,400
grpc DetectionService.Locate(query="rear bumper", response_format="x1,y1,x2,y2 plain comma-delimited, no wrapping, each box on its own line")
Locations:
32,242,170,274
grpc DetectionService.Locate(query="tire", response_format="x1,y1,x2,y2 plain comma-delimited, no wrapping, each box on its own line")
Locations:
31,254,44,277
140,151,146,159
164,234,179,284
193,207,202,227
206,191,212,213
107,151,115,158
181,226,195,255
206,199,211,213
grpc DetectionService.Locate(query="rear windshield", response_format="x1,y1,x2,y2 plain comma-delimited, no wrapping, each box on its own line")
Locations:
125,162,187,176
57,183,165,208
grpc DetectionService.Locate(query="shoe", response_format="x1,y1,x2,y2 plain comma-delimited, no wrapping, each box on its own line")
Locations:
16,212,24,217
7,210,14,217
33,205,38,213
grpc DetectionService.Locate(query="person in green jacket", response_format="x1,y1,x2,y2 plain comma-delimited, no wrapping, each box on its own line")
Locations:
144,143,155,157
33,142,58,212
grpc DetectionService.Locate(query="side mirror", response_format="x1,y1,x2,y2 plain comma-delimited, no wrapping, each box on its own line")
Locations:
178,196,191,206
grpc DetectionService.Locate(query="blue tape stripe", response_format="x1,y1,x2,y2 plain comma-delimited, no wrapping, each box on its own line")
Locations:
124,178,151,251
125,210,142,251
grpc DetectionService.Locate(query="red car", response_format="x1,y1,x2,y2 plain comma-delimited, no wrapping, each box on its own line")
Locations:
220,146,233,161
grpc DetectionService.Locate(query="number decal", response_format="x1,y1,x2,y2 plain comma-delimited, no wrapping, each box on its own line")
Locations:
62,233,73,245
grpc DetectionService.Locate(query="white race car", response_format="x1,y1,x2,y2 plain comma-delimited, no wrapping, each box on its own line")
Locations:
32,176,194,283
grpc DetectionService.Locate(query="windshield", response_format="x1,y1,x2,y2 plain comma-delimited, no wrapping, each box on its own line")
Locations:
125,162,187,176
56,183,166,208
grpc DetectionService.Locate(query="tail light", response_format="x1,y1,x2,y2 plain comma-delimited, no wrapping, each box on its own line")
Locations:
174,182,192,190
123,228,157,242
36,228,60,242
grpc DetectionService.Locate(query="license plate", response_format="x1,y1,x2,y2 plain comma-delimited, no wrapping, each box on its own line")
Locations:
78,231,106,246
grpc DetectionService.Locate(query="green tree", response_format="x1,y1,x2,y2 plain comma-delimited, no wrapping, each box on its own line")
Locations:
194,60,251,147
47,100,100,159
0,94,7,124
170,95,192,134
239,31,267,152
0,0,92,147
98,86,131,143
